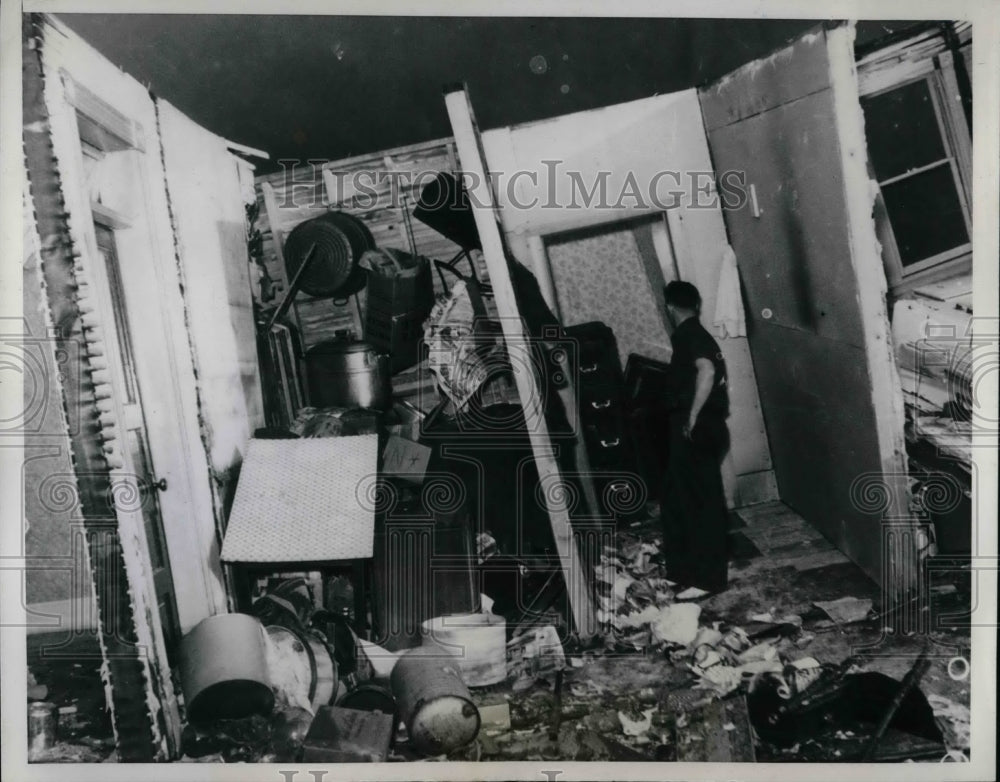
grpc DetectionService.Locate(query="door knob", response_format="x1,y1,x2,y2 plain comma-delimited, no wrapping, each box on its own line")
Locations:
149,477,168,492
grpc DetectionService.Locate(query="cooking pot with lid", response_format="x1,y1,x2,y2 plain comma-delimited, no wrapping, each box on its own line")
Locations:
305,337,391,410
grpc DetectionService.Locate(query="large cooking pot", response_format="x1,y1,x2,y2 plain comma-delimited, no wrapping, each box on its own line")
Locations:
305,337,391,410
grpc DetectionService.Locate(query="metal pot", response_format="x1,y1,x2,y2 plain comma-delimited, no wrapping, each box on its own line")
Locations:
305,338,391,410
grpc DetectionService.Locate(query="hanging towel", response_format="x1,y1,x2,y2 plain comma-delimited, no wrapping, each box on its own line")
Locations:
713,244,747,339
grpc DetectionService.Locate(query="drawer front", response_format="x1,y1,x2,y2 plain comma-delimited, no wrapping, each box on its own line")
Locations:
584,426,629,465
581,402,627,435
575,358,619,389
579,392,624,417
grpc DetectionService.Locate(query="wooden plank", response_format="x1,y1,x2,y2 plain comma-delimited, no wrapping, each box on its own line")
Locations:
740,513,826,535
743,527,831,552
790,549,850,571
260,180,291,288
736,500,790,523
444,86,597,640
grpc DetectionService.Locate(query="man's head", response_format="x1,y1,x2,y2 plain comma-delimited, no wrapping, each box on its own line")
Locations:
663,280,701,327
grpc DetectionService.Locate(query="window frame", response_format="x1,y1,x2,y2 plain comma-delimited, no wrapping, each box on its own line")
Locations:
858,40,973,296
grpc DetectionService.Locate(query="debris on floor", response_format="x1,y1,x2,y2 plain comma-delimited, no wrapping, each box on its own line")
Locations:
675,695,756,761
27,671,48,702
301,706,394,762
27,504,973,765
618,706,656,736
928,693,971,751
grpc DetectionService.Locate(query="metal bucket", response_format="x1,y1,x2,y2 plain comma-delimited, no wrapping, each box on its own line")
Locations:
390,644,480,755
421,613,507,687
178,613,274,723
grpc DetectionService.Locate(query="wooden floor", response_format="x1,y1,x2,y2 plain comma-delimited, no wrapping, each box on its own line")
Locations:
730,500,850,576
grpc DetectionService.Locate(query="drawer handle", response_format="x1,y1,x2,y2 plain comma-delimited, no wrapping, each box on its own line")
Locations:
599,437,620,448
590,399,611,410
580,363,599,374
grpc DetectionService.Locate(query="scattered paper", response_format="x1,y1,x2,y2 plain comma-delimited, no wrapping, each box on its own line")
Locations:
690,626,724,650
613,574,637,603
618,604,663,630
618,707,656,736
736,642,778,664
676,586,710,600
694,663,743,696
651,603,702,646
813,597,873,625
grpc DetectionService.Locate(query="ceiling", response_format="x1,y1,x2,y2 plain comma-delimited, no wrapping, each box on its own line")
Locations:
58,14,921,173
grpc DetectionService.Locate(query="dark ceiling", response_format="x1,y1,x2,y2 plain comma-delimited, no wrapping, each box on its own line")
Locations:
58,14,920,173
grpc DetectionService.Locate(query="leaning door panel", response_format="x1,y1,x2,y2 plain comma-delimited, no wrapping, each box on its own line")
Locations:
700,25,908,585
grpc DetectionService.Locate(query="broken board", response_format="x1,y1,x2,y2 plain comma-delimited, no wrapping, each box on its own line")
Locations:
444,86,598,639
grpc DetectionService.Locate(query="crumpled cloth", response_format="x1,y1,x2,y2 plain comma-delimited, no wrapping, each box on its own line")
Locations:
713,243,747,339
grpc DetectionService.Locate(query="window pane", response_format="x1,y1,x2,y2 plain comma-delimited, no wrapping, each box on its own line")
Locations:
880,164,969,267
861,79,946,181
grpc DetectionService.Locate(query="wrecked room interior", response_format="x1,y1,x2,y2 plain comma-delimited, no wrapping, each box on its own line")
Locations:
17,11,992,770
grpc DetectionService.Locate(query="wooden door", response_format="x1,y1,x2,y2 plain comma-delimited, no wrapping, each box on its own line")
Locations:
699,25,910,586
94,223,182,656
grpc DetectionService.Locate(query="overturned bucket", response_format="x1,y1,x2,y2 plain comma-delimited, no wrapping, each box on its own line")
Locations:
178,613,274,723
421,612,507,687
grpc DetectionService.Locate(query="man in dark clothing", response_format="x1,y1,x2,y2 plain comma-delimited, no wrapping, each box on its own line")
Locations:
660,281,730,593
